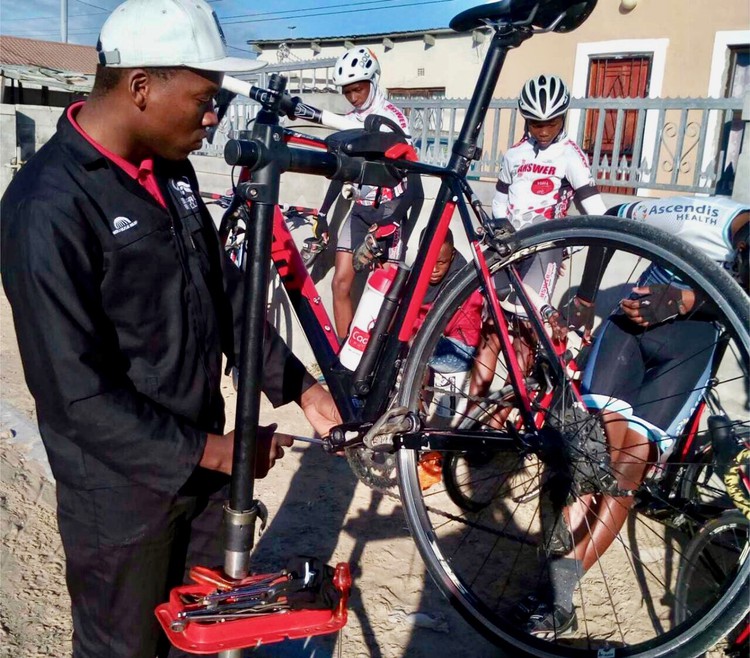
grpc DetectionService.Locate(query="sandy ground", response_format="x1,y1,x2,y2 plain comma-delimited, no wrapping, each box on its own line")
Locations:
0,287,504,657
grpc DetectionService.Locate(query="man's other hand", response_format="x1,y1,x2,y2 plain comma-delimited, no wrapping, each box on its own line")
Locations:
299,383,342,437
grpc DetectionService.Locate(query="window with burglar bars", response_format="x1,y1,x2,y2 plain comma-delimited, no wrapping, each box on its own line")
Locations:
717,45,750,194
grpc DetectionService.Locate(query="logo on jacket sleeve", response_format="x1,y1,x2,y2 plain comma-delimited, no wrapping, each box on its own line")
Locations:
112,216,138,235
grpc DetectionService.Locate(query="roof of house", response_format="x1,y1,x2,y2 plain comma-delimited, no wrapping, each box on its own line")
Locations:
0,35,96,93
250,27,455,49
0,35,97,74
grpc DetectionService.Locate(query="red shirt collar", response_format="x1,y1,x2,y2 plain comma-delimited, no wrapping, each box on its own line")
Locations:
67,101,166,207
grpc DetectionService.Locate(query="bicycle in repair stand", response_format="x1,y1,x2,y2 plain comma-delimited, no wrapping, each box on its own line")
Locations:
156,1,750,657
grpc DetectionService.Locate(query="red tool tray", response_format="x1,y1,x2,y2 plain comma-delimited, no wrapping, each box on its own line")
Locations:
155,563,351,654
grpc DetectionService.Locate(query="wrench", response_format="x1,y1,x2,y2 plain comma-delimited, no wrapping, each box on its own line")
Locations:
292,435,326,446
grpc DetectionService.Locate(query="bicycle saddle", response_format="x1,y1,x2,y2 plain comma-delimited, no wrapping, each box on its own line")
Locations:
450,0,597,33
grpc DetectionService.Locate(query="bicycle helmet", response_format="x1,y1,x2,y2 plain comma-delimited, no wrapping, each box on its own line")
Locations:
518,74,570,121
333,47,380,86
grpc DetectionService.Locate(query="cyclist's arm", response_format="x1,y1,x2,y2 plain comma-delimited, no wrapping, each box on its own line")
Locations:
567,143,607,216
492,157,512,219
311,179,345,239
577,187,607,215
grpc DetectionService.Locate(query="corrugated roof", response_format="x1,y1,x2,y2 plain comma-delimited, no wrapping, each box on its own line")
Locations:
0,35,97,75
251,27,454,48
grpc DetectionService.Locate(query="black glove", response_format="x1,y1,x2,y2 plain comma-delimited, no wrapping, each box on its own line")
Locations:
622,284,687,326
352,222,399,272
560,296,596,335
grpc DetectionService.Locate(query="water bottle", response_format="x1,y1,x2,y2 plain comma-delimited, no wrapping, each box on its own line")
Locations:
339,268,396,371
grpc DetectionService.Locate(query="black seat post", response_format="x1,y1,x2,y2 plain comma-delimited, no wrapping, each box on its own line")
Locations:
447,25,530,177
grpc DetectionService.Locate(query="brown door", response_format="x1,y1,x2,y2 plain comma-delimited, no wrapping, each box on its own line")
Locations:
584,56,651,194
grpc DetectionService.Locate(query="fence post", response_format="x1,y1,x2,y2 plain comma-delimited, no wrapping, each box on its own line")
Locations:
732,91,750,204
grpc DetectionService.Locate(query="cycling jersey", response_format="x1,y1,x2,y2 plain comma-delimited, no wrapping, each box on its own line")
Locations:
492,131,606,229
609,196,748,284
337,86,409,205
582,196,749,456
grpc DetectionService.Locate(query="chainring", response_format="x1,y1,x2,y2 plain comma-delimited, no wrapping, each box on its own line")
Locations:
345,446,398,491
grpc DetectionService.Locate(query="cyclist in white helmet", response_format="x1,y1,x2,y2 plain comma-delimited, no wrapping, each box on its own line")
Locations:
311,46,421,343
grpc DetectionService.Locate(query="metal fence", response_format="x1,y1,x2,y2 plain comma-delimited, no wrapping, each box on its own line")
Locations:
402,96,745,194
202,72,745,195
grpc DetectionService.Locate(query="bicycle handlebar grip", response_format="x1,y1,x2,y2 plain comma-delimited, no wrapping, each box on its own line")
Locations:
224,139,262,168
222,75,253,98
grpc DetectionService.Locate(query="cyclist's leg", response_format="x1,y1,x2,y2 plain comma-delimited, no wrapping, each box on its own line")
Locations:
332,251,356,340
630,321,719,435
331,209,361,340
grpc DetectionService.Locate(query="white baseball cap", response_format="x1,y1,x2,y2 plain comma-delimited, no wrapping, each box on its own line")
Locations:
97,0,266,73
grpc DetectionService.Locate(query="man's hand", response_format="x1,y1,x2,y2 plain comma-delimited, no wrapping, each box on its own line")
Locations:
299,383,342,437
200,424,294,478
621,285,694,327
254,424,294,479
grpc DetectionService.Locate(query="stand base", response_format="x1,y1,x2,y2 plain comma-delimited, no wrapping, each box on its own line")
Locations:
155,563,351,655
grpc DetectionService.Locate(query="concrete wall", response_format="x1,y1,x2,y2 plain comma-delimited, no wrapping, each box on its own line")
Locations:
0,105,17,196
0,103,64,176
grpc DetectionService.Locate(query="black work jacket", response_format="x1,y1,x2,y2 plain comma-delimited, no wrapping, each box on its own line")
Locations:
1,108,313,494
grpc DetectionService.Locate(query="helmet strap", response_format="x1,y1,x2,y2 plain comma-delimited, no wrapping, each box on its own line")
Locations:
355,79,380,113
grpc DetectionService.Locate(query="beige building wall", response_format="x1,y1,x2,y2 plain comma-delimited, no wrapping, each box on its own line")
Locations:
253,0,749,101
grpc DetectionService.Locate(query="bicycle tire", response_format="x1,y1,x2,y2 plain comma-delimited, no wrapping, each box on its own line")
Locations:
396,215,750,658
674,510,750,657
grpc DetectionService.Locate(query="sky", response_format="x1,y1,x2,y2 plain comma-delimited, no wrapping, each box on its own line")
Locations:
0,0,483,53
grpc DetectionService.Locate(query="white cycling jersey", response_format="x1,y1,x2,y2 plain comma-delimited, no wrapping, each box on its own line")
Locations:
492,132,606,229
611,195,747,276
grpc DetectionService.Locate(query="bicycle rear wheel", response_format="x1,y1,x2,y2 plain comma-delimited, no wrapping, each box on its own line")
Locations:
396,216,750,658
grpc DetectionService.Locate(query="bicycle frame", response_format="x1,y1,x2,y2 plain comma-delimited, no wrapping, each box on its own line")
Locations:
216,19,563,583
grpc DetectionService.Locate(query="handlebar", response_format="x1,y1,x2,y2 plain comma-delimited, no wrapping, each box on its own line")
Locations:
222,75,359,132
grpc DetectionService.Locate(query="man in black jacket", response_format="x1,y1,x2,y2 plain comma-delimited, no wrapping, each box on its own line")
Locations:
0,0,339,656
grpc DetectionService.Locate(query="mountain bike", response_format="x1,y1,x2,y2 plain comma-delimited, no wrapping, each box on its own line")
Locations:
159,1,749,656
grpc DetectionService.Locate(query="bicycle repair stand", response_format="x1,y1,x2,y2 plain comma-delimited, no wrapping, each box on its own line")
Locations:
155,74,351,655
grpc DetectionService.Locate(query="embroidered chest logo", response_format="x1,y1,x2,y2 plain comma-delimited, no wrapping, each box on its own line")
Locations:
170,178,199,212
112,216,138,235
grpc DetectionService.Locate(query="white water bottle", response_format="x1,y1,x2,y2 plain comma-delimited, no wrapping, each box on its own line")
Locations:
339,268,396,371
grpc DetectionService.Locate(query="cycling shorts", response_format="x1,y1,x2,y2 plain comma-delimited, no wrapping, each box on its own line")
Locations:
581,315,719,457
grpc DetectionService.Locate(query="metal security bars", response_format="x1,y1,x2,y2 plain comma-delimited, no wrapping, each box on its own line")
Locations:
200,90,746,195
400,96,746,194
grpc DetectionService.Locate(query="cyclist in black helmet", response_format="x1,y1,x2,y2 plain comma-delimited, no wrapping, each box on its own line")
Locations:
473,74,607,398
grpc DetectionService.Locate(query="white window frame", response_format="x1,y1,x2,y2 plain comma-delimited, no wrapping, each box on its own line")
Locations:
702,30,750,179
